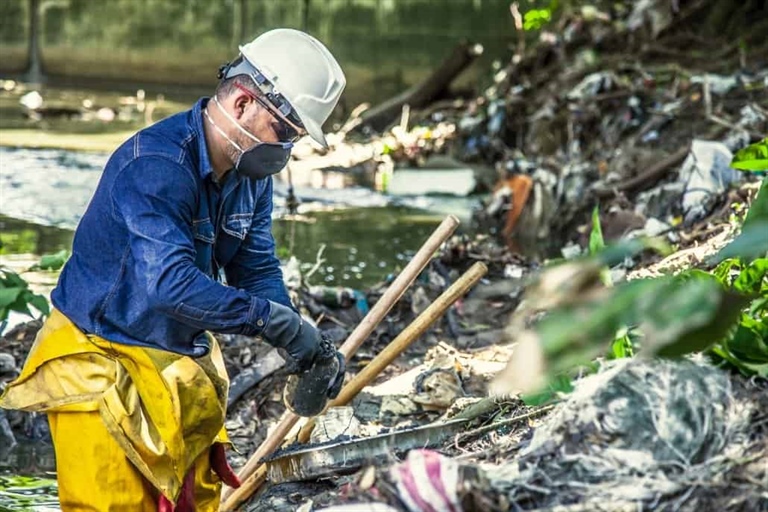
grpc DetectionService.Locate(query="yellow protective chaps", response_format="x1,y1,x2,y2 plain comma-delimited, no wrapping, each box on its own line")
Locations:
0,310,231,511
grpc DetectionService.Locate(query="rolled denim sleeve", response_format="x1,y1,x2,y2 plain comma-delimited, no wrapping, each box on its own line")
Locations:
224,177,294,309
111,156,271,335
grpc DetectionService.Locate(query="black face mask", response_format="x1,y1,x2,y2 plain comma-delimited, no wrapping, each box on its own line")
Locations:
205,96,293,180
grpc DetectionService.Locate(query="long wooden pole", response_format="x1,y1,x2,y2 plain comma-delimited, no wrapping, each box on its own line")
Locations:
298,261,488,443
221,261,487,510
220,215,459,508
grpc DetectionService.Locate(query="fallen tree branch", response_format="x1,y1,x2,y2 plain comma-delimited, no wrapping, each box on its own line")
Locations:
593,144,691,198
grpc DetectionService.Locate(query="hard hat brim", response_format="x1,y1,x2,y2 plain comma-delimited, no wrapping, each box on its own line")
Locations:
296,110,328,149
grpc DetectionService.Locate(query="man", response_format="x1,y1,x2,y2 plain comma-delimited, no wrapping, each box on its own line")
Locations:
0,28,346,511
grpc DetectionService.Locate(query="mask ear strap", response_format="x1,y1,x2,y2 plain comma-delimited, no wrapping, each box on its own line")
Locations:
204,105,244,153
211,95,262,144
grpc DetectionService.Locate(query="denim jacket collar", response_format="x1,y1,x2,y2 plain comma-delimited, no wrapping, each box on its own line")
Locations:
192,98,215,182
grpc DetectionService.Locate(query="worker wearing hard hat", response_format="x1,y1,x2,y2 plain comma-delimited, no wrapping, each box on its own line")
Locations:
0,29,346,511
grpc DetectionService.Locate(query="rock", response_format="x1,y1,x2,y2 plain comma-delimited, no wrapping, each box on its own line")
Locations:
0,352,17,376
679,140,741,222
0,409,17,458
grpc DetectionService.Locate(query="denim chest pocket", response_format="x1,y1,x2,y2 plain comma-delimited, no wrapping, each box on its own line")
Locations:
193,219,215,243
221,213,253,240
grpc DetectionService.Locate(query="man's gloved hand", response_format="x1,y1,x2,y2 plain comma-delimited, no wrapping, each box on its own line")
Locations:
283,336,346,417
260,301,320,373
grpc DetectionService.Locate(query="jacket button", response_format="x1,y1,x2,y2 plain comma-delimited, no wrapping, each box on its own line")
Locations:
257,319,264,327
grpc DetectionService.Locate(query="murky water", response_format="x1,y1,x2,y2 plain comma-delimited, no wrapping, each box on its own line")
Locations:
0,146,478,288
0,475,59,512
0,442,58,512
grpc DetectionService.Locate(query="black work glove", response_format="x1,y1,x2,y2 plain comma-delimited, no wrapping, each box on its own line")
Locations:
283,336,347,417
260,301,319,373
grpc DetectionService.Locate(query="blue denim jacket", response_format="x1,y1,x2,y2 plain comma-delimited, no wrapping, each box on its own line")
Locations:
51,98,292,357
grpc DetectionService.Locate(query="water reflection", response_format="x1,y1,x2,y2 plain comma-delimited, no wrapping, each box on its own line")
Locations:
0,442,58,512
274,206,443,288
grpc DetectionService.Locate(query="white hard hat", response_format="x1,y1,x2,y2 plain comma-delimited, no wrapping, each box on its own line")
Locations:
227,28,346,148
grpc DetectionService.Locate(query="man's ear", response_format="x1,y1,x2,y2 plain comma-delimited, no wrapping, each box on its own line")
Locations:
231,92,251,120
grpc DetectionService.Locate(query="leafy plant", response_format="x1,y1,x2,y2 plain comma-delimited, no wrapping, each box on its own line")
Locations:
730,138,768,172
0,267,50,323
494,178,768,399
589,205,605,255
28,250,69,271
523,8,553,31
0,251,66,326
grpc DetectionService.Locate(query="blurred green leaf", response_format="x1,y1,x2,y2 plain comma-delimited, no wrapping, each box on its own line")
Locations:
650,281,749,357
730,138,768,171
743,179,768,227
530,273,750,380
589,206,605,256
522,373,573,406
715,221,768,262
33,250,69,271
523,8,552,31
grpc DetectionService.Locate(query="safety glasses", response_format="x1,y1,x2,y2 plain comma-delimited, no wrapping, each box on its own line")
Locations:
233,82,304,143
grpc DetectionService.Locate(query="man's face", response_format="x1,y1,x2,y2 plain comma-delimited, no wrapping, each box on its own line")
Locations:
235,95,282,145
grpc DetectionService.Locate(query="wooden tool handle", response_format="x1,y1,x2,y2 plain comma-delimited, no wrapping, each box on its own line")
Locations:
223,261,487,510
299,260,488,443
220,215,459,510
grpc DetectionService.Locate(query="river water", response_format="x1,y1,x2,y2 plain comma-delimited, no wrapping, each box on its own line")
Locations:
0,146,479,288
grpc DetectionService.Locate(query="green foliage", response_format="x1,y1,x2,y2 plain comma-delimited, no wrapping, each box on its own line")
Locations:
609,328,635,359
588,206,605,256
29,250,69,272
0,267,50,323
730,138,768,171
742,178,768,228
523,8,553,31
715,179,768,263
0,252,65,324
706,257,768,376
508,181,768,398
522,373,573,406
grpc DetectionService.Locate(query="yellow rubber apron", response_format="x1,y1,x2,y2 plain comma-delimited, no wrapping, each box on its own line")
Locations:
0,309,230,503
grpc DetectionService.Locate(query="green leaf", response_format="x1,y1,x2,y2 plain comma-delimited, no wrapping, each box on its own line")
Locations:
529,273,749,380
712,258,741,286
0,287,25,321
522,373,573,406
715,221,768,262
649,280,749,357
27,293,50,317
743,179,768,227
33,250,69,271
732,258,768,294
726,317,768,364
9,290,33,318
710,344,768,377
609,330,634,359
731,138,768,171
589,205,605,256
0,268,28,288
